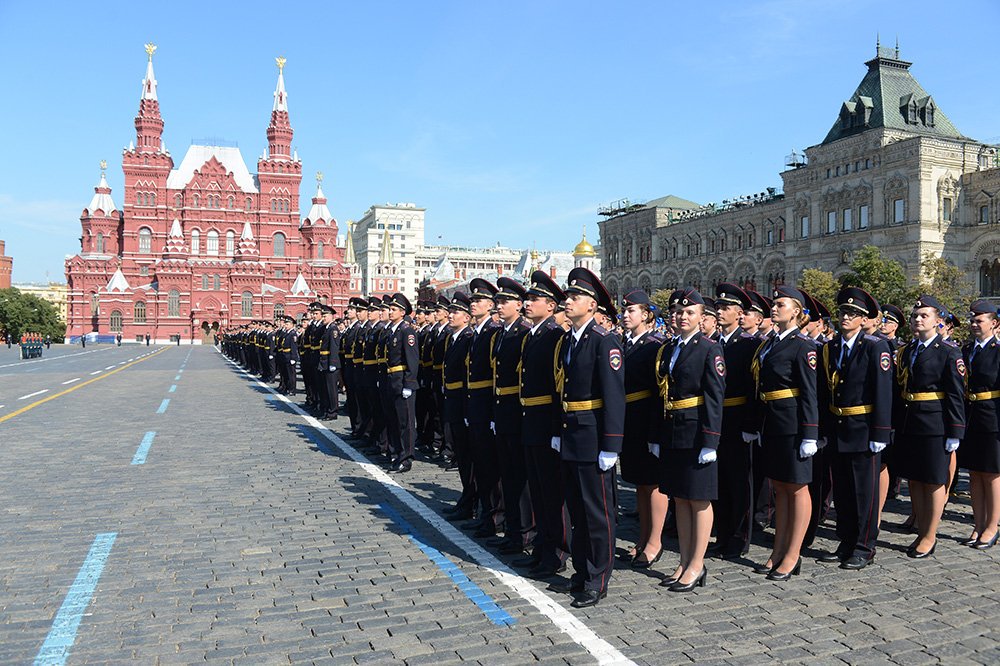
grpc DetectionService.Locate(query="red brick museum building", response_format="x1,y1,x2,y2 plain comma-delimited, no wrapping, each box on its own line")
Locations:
65,47,351,343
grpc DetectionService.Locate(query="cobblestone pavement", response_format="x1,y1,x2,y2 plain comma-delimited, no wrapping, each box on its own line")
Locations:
0,345,997,664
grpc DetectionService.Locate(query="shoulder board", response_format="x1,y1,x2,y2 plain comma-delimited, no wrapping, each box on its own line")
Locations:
592,324,609,337
796,333,811,341
649,331,666,343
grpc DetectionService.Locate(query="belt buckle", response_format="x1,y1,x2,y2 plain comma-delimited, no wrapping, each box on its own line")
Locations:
905,392,914,401
664,400,673,410
833,406,842,416
561,401,569,411
969,393,978,401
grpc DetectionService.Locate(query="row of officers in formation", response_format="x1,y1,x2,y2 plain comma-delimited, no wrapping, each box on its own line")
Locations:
220,268,1000,609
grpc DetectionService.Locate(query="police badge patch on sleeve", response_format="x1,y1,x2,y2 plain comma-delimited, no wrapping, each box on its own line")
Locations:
807,350,817,370
609,348,622,370
714,355,726,376
880,352,891,372
957,358,966,377
407,334,416,346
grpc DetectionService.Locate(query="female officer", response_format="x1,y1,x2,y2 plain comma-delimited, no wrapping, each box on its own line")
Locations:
618,290,667,567
894,296,966,558
750,285,819,581
650,289,725,591
960,300,1000,549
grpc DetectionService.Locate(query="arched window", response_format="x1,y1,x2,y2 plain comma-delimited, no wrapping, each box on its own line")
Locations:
317,241,324,259
175,193,183,207
150,193,156,207
273,232,286,257
213,274,221,290
227,196,234,209
274,303,285,318
206,230,219,256
168,289,180,317
138,228,152,253
134,301,146,323
193,194,200,207
109,310,123,332
136,193,142,206
90,293,99,315
245,197,252,211
190,229,200,255
241,291,253,318
226,230,235,256
95,232,105,254
201,274,209,290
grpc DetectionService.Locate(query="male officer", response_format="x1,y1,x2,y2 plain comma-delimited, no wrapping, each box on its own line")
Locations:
341,298,365,430
360,297,388,453
516,270,570,577
464,279,503,537
383,293,420,472
302,303,323,411
351,299,375,439
710,283,760,559
262,321,277,383
743,290,771,338
442,293,478,519
317,305,341,420
491,277,533,554
818,287,893,569
280,315,300,396
429,296,452,461
552,267,626,608
415,302,436,451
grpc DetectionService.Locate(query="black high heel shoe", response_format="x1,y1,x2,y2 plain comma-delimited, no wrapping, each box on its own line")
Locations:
658,569,684,587
960,534,980,547
752,561,775,575
668,567,707,592
631,548,663,569
973,532,999,550
907,542,936,559
766,557,802,581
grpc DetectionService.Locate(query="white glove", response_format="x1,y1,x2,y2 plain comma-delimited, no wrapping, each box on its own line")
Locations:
268,355,274,360
402,388,412,399
330,366,338,372
799,439,818,458
945,438,960,453
741,432,759,444
698,448,717,464
290,360,296,365
598,451,619,471
869,440,887,454
490,421,495,433
464,418,469,427
648,443,660,458
551,436,561,452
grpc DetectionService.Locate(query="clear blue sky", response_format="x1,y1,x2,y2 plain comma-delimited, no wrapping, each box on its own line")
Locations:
1,0,998,283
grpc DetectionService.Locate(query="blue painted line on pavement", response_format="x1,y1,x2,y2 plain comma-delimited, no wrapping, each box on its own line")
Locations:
174,375,180,381
34,532,118,665
156,399,169,414
168,385,177,393
131,431,156,465
379,503,515,626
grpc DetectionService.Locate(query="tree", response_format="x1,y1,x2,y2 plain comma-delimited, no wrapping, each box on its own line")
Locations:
799,268,838,311
651,288,673,313
918,253,977,341
840,245,914,310
0,288,65,342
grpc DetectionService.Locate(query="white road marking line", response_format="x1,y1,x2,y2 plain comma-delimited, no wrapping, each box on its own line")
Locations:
90,371,102,376
104,366,115,370
222,353,634,665
18,389,49,400
61,378,82,385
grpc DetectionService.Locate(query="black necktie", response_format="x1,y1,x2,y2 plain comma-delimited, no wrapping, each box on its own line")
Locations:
970,344,980,363
910,343,924,370
624,337,634,352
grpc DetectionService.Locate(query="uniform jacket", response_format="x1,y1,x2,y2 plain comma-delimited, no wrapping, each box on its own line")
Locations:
317,322,341,373
418,324,435,387
361,321,384,389
430,323,449,389
382,320,419,394
822,333,893,452
622,330,664,448
964,337,1000,433
650,331,725,451
491,318,530,435
719,330,759,439
340,320,360,373
896,335,966,439
557,319,626,462
281,328,300,363
442,327,474,424
520,317,565,447
465,319,501,424
753,329,819,441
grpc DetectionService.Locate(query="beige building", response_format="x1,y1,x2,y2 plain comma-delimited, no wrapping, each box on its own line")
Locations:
599,45,1000,304
12,282,69,323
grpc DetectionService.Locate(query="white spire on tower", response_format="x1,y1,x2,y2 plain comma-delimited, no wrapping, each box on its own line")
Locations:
240,221,254,240
273,56,288,112
141,43,158,101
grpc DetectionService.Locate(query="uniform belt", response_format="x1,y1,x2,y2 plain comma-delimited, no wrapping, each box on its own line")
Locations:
278,348,291,352
495,385,519,396
665,396,704,411
625,389,652,403
344,354,354,359
387,365,407,373
419,361,432,368
760,388,800,402
363,360,378,366
723,396,748,407
563,399,604,412
467,379,493,390
319,351,331,356
433,363,444,370
444,380,465,390
520,395,553,407
354,358,365,364
829,403,873,416
904,391,944,402
967,389,1000,402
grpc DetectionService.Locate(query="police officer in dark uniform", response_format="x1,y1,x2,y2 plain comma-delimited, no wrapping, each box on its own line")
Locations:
880,305,906,350
383,293,419,472
551,267,625,608
441,293,477,519
341,298,367,432
817,287,893,569
710,283,760,560
317,305,341,420
281,315,301,395
464,278,503,537
351,299,375,439
415,302,435,451
430,296,452,461
360,297,388,453
516,271,570,577
894,295,966,558
491,277,533,554
302,303,322,410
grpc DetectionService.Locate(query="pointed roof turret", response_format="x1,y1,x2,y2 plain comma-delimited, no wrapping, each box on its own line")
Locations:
265,56,294,160
573,225,597,258
163,218,188,257
141,42,158,101
273,56,289,111
305,171,333,224
106,267,131,293
235,221,259,259
290,272,311,295
134,43,164,154
378,227,395,265
344,221,357,265
86,161,117,214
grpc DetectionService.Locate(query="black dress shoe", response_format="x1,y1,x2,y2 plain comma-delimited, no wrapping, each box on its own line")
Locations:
498,541,528,555
390,460,412,473
548,580,584,595
528,562,566,578
570,589,606,608
907,542,936,559
444,459,459,471
512,555,541,569
840,554,874,570
631,548,663,569
818,549,850,564
766,558,802,581
973,532,999,550
668,567,707,592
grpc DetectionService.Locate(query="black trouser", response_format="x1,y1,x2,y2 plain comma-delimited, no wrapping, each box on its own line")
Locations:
416,383,432,445
562,460,616,593
366,385,387,451
344,366,359,429
804,445,834,548
430,384,446,453
833,448,881,558
302,357,314,403
445,420,477,512
496,431,534,547
525,445,569,569
354,367,372,434
263,354,275,382
387,392,415,462
275,354,287,390
468,421,503,532
714,433,753,555
321,368,339,414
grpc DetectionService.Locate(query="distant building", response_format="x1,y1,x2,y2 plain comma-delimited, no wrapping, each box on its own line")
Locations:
599,45,1000,304
0,240,11,289
11,282,68,323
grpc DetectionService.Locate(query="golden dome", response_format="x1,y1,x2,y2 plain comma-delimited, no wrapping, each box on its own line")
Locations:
573,228,596,258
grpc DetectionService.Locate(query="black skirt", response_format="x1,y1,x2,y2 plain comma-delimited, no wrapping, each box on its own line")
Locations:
896,435,950,485
958,429,1000,475
659,447,718,501
621,435,661,486
762,434,812,485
